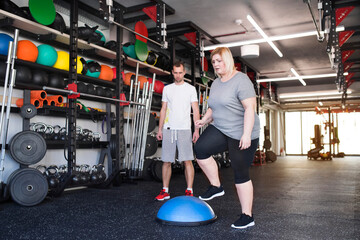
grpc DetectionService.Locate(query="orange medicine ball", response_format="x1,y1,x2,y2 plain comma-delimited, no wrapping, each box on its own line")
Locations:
138,76,148,89
124,72,135,86
99,65,113,81
17,40,38,62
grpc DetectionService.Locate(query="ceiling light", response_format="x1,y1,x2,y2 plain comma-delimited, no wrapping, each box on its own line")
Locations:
279,90,352,99
204,31,319,50
257,72,349,83
246,15,283,57
290,68,306,86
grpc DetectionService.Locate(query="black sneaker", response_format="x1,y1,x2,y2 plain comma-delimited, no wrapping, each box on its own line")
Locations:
231,213,255,229
198,185,225,201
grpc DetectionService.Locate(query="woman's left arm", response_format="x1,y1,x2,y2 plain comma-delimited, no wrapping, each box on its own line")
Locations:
239,97,256,150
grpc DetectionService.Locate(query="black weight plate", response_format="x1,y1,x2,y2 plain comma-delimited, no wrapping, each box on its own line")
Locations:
145,135,157,157
110,134,116,157
9,131,47,165
9,168,48,207
20,104,37,119
147,113,156,133
141,158,154,181
151,159,162,182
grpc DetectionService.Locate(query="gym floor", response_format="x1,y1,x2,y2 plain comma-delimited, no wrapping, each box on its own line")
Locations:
0,156,359,240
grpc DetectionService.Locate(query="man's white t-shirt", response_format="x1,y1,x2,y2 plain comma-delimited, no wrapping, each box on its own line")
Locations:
162,82,198,130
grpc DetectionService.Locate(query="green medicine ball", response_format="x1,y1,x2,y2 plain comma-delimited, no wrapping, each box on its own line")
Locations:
95,30,106,44
36,44,58,66
85,60,101,78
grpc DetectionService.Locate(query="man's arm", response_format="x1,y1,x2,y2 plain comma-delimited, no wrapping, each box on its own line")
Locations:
191,101,200,143
156,101,167,140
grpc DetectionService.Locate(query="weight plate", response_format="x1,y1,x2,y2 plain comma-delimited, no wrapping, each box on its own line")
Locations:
9,168,48,206
9,131,47,165
110,112,116,128
110,134,116,157
20,103,37,119
147,113,156,133
145,135,157,157
141,158,154,180
151,159,162,182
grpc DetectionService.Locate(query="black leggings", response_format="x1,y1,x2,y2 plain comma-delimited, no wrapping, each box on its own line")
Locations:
194,125,259,184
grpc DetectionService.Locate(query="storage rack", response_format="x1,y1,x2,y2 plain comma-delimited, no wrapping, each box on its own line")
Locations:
0,0,264,203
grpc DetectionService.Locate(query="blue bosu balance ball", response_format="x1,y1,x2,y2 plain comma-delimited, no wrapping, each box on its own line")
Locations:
156,196,217,226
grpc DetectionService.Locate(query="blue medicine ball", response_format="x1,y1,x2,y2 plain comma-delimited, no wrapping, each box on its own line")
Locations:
0,33,14,55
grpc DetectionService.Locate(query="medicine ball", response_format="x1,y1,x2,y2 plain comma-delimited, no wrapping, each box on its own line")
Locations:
77,81,87,93
0,33,14,55
99,65,113,81
87,83,96,95
0,0,30,19
36,44,58,66
112,67,117,79
123,42,136,59
15,65,32,84
19,7,33,21
124,72,135,86
145,51,157,66
95,30,106,46
53,51,69,71
32,69,48,86
84,60,101,78
104,88,114,98
78,24,97,41
16,40,38,62
0,62,6,78
138,76,148,90
104,40,117,51
155,52,171,71
154,80,165,94
49,12,66,33
152,95,162,107
76,56,83,74
95,86,106,97
48,73,65,88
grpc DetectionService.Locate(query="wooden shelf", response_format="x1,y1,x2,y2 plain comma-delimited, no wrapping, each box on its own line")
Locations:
124,57,171,76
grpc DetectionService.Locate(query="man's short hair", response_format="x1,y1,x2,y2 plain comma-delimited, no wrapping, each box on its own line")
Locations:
173,60,185,68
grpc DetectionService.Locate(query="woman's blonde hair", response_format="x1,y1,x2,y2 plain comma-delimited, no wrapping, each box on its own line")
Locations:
210,47,236,77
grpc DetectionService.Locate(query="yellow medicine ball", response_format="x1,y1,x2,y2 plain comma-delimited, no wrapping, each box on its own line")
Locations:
53,51,69,71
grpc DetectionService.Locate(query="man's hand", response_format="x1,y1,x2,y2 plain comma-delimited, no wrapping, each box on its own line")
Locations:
192,131,200,143
156,130,163,141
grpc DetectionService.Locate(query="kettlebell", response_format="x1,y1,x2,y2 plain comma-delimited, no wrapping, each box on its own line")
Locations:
80,164,91,183
46,165,60,188
90,165,99,183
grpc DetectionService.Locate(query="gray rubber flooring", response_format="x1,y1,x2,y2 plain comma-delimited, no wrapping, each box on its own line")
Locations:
0,156,359,240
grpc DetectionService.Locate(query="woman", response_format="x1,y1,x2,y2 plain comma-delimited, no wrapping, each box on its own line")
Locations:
194,47,260,229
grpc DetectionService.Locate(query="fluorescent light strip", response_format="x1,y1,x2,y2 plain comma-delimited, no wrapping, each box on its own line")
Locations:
279,91,352,98
257,72,348,83
247,15,283,57
204,31,318,50
290,68,306,86
203,26,345,51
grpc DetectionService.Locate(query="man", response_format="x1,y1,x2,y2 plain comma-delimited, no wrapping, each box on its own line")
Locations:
155,60,200,201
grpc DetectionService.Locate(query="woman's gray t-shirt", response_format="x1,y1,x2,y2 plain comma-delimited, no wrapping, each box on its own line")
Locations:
207,72,260,140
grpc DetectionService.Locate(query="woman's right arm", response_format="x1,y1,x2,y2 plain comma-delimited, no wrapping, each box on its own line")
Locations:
195,108,213,128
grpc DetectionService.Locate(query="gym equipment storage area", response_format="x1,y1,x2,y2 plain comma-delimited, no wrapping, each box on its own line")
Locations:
0,0,359,239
